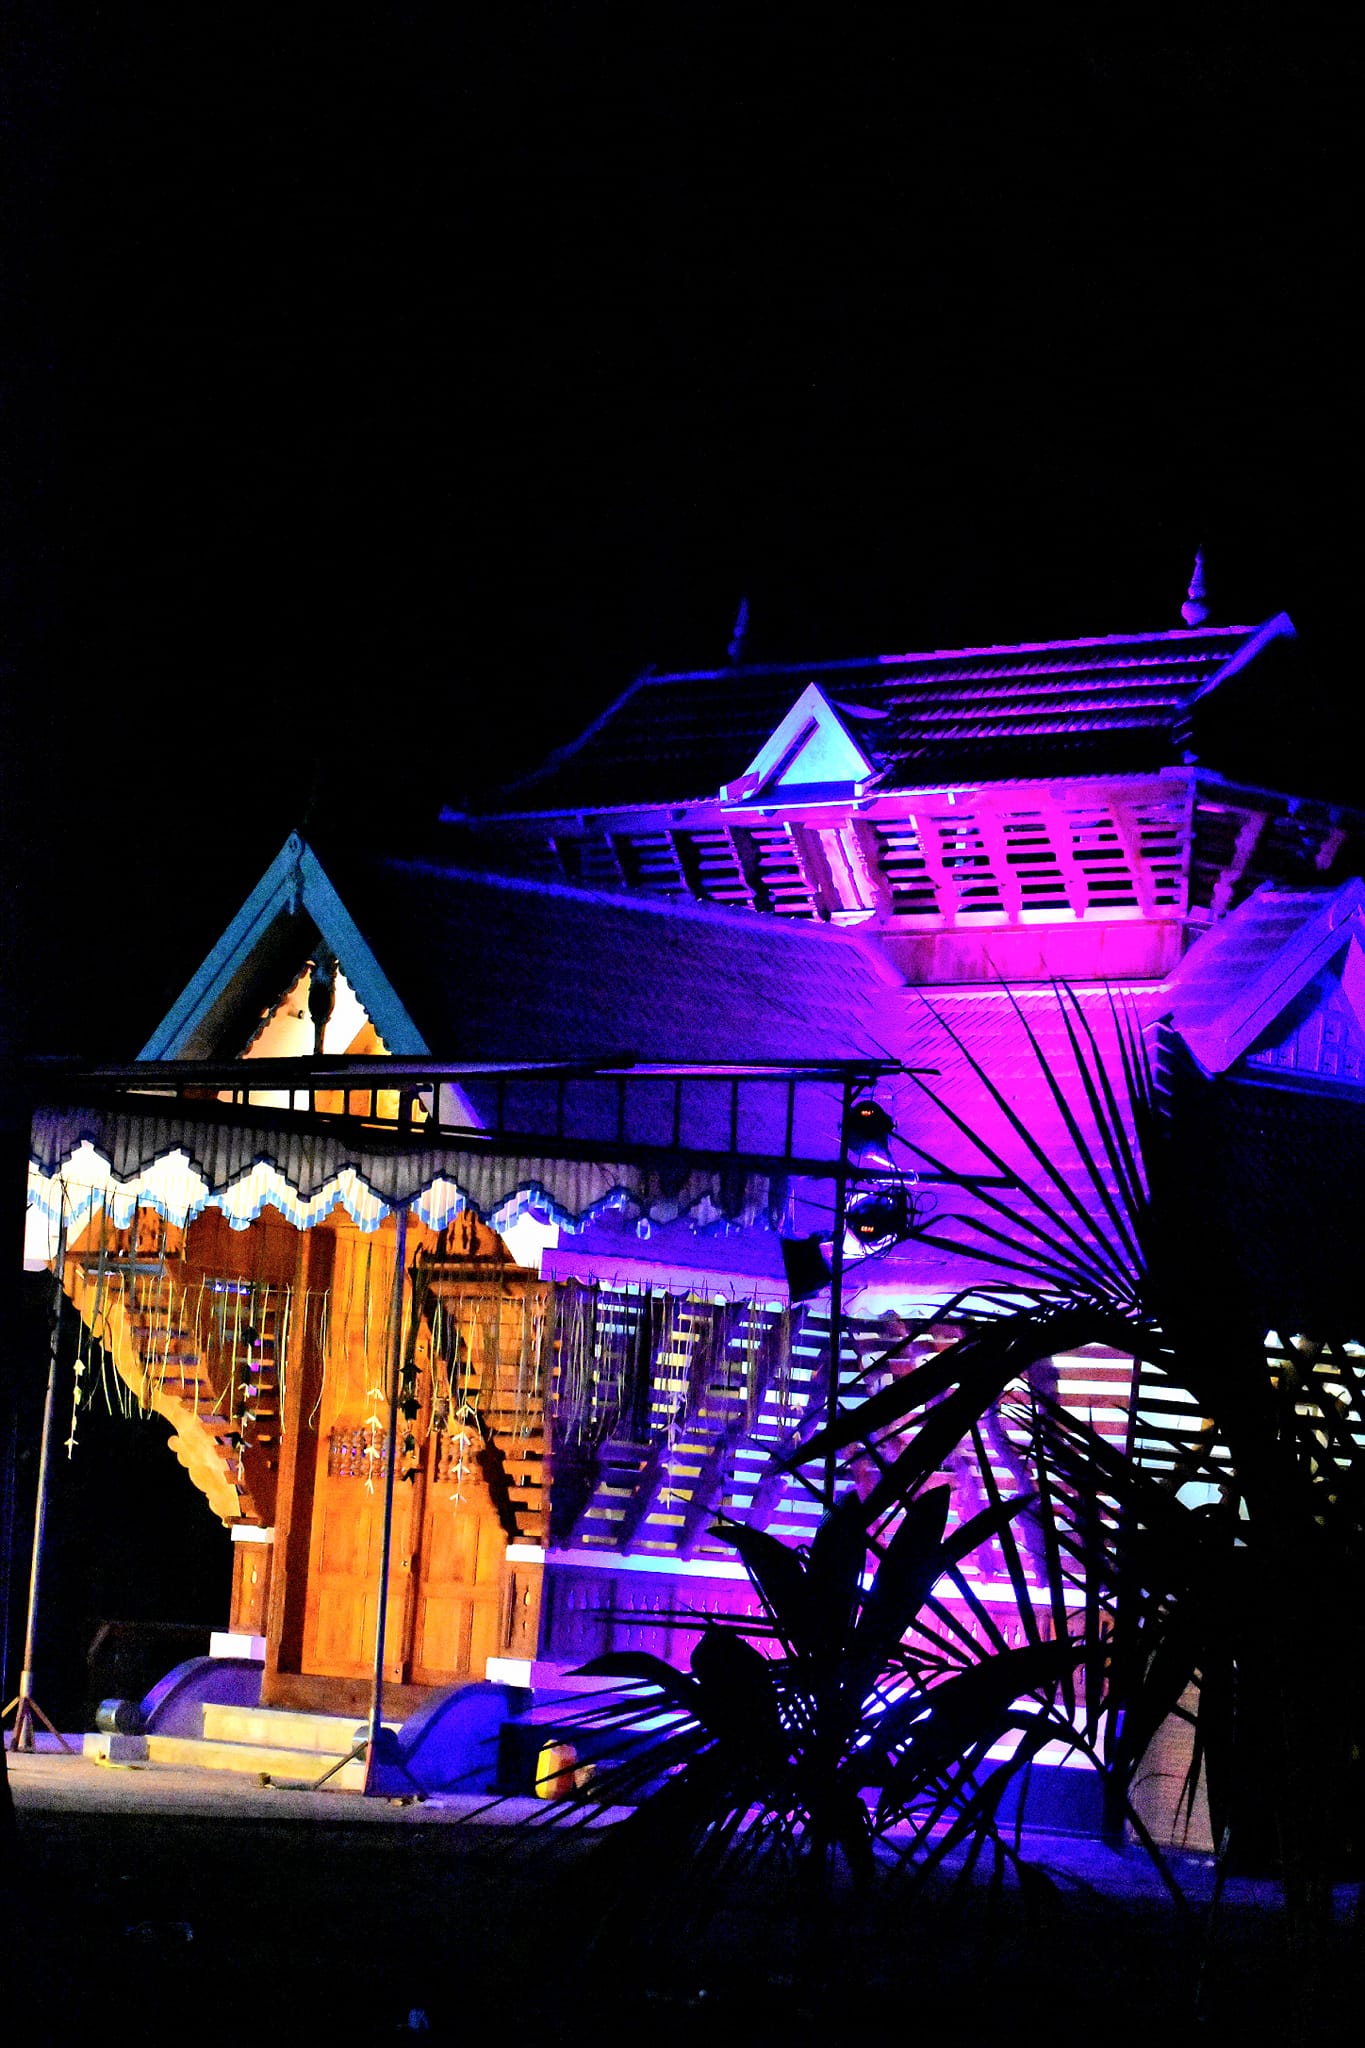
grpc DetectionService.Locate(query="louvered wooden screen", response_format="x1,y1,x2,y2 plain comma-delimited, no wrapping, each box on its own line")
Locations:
1132,1333,1365,1509
744,821,822,917
550,1286,1141,1579
552,1286,879,1558
535,784,1190,927
675,824,755,907
615,828,691,898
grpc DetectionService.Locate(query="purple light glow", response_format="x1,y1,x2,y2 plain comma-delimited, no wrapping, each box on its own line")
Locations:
874,621,1252,663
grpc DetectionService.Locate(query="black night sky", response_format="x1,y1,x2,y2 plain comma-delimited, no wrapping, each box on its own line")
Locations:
3,5,1361,1047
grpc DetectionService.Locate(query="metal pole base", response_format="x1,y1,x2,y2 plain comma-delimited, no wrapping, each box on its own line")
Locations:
2,1686,76,1754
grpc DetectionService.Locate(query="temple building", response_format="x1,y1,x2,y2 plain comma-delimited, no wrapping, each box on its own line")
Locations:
21,582,1365,1795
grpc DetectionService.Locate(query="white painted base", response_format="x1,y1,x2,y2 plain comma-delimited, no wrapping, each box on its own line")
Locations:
84,1732,149,1762
484,1657,533,1688
210,1631,266,1660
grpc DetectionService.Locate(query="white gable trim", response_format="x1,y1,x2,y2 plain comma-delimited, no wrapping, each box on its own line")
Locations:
720,683,876,801
139,833,430,1060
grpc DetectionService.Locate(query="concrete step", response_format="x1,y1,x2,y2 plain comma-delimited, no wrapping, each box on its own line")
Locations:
143,1732,368,1790
135,1705,403,1790
203,1704,382,1752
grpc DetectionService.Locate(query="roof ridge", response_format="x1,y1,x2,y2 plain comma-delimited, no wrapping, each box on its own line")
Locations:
637,621,1258,684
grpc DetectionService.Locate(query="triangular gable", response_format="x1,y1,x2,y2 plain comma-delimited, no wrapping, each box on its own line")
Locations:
720,682,876,802
140,831,429,1059
1165,878,1365,1077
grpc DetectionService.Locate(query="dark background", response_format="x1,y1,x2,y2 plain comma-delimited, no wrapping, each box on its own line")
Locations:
0,8,1358,1703
1,1278,228,1728
5,4,1359,1042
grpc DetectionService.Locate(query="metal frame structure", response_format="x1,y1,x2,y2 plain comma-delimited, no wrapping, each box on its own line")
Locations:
20,1051,947,1774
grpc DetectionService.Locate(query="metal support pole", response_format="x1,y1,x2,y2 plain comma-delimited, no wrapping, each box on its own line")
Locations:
5,1208,74,1753
823,1077,854,1517
366,1204,409,1771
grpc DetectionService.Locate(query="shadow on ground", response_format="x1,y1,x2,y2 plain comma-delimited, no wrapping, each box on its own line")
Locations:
6,1793,1363,2046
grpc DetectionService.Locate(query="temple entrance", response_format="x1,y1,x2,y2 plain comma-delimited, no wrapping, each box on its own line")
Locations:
299,1218,512,1688
300,1286,509,1687
299,1424,508,1688
53,1186,551,1716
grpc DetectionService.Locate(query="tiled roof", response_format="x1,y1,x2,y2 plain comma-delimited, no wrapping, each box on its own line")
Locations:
1163,879,1365,1074
329,853,903,1065
482,618,1293,812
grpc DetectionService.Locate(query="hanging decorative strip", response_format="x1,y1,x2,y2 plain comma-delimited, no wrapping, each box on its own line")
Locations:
28,1107,783,1239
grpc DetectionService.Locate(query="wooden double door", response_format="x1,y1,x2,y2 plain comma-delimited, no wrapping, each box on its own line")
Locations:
300,1225,511,1688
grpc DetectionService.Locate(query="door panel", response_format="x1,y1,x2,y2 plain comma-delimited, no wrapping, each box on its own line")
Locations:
300,1224,509,1687
409,1442,507,1685
301,1227,416,1682
303,1444,417,1682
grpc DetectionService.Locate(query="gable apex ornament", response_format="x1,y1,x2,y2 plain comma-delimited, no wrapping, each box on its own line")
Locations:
1181,548,1209,627
720,682,877,803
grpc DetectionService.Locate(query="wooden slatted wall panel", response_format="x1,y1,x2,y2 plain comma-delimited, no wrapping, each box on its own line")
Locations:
1128,791,1188,913
616,828,691,898
576,829,629,889
535,786,1190,928
553,1297,1143,1579
676,824,756,908
556,1292,886,1557
1129,1360,1228,1493
746,821,822,917
715,1308,877,1551
1127,1337,1365,1534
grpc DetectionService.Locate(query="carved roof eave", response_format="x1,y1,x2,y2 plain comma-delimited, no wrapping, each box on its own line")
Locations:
462,766,1202,831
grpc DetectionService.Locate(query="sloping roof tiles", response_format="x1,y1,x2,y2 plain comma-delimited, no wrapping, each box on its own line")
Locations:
336,855,905,1065
147,835,906,1069
1163,879,1365,1074
483,617,1294,813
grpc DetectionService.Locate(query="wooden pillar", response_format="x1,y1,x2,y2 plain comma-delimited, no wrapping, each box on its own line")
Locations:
503,1546,545,1665
228,1530,273,1638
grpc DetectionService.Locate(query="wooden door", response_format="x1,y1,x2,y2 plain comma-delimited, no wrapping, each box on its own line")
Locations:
302,1223,415,1683
300,1220,508,1687
407,1428,508,1685
301,1438,416,1683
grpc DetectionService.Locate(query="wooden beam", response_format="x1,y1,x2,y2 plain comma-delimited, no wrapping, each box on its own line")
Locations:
1210,807,1268,919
